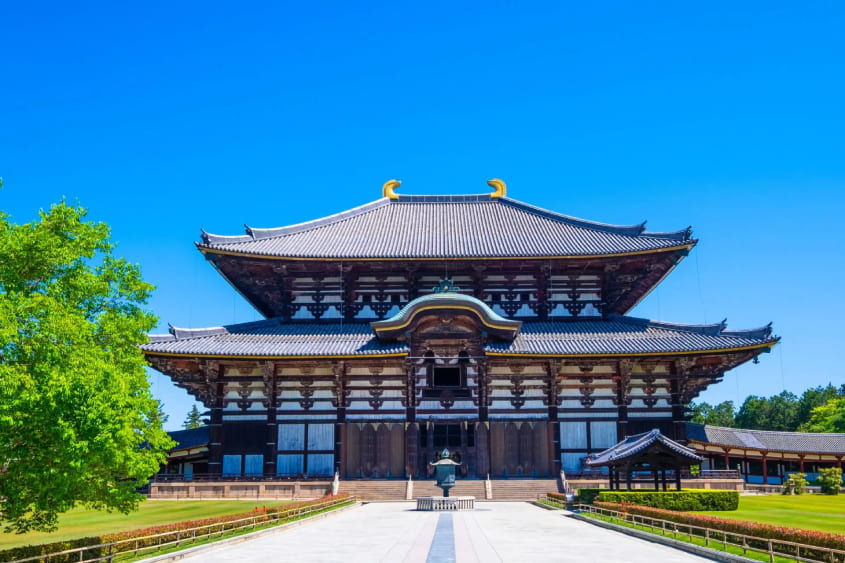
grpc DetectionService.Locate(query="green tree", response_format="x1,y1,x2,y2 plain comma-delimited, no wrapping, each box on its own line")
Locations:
688,400,735,427
796,384,844,429
182,404,205,430
735,391,799,431
799,397,845,433
0,200,174,532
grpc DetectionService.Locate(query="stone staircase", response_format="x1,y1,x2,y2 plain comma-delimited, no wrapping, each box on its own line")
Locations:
491,479,561,500
338,479,560,501
338,480,408,501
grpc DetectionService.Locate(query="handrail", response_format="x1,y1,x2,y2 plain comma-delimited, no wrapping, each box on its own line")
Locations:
560,499,845,563
9,496,355,563
565,469,741,480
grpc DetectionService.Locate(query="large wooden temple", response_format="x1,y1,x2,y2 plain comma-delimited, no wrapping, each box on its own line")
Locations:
143,180,778,481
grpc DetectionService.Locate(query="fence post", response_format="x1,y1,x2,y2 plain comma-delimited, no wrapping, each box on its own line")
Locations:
767,540,773,563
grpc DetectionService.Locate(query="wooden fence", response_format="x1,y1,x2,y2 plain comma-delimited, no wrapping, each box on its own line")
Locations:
544,497,845,563
11,496,355,563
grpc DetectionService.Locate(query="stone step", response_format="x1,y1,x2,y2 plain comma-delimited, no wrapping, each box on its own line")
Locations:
338,479,561,501
491,479,561,500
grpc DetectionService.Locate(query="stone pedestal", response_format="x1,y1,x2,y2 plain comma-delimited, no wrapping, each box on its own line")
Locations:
416,496,475,511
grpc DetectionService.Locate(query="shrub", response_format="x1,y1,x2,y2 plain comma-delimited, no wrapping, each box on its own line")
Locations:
817,467,842,495
594,489,738,511
593,501,845,554
0,495,350,563
575,488,602,504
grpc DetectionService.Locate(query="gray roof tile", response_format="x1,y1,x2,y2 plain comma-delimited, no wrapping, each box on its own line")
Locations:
686,423,845,454
486,314,776,355
199,195,694,259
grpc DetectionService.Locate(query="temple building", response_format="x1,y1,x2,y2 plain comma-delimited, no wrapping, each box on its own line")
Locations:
143,180,779,482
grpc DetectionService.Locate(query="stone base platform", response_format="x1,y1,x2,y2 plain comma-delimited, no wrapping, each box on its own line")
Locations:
416,496,475,511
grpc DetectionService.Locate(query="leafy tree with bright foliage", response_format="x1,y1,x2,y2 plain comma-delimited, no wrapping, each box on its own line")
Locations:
800,397,845,433
0,197,173,532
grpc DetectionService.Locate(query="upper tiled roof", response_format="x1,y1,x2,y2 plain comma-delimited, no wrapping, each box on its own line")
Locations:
142,315,776,358
587,429,703,466
685,423,845,454
198,195,694,259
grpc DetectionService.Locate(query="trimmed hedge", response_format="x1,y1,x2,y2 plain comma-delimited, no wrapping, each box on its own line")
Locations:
575,489,737,510
595,489,738,511
575,489,602,504
593,501,845,554
0,495,350,563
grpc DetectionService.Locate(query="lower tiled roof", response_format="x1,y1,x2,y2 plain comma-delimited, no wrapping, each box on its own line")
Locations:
144,320,409,357
686,423,845,454
168,427,210,450
142,315,776,358
486,314,775,355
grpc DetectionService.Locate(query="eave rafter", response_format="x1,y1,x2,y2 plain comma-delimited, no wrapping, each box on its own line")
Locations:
204,246,695,320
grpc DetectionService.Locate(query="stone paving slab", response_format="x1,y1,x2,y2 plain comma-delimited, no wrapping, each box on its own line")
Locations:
163,502,715,562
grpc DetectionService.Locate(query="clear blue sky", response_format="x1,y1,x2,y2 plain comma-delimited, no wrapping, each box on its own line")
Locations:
2,2,843,430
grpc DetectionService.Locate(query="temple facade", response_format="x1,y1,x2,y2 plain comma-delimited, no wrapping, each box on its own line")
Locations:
143,180,778,480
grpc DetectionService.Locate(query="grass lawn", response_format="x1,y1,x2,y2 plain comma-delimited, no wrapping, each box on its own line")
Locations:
0,500,284,550
694,494,845,535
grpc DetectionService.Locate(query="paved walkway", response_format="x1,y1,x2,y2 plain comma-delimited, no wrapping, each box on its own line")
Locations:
166,502,713,562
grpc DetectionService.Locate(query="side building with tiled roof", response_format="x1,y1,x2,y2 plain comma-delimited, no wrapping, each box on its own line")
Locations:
686,423,844,485
143,179,778,482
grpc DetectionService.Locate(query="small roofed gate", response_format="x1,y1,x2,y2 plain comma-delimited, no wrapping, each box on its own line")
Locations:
586,429,703,490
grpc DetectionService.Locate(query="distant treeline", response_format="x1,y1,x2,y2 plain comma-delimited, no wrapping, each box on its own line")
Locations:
689,384,845,433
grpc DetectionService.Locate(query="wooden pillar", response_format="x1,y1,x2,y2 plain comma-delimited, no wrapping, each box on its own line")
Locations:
799,455,805,473
723,449,730,470
675,466,682,490
661,469,667,491
546,361,561,476
625,463,632,491
762,454,769,485
206,363,224,476
403,360,418,478
334,361,348,477
264,362,278,477
615,467,621,490
653,470,659,491
669,374,685,440
614,360,632,442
